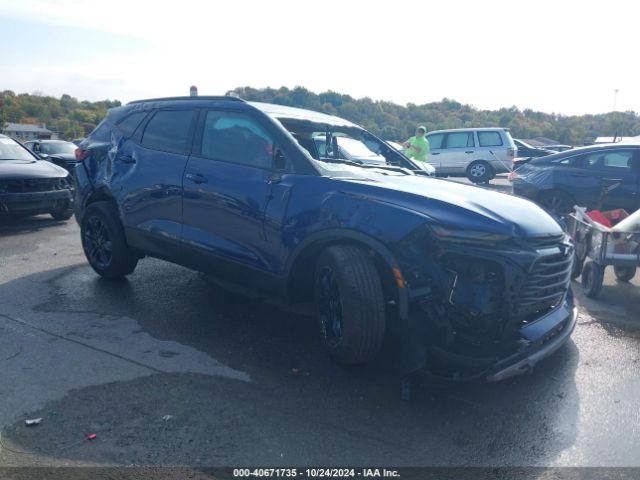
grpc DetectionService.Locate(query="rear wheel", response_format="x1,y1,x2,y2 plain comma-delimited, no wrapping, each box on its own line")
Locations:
315,245,386,365
466,161,494,184
538,190,575,215
614,265,636,282
81,201,138,279
581,260,604,298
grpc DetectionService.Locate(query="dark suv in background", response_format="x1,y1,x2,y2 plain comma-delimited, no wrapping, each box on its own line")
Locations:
74,96,576,382
512,144,640,214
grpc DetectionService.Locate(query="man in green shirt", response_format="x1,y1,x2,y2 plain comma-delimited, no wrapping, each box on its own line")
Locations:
402,125,430,162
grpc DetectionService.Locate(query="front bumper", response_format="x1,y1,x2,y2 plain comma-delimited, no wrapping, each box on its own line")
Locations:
487,294,577,382
0,190,73,214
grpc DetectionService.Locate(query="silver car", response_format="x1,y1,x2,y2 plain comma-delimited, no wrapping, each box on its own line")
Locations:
424,128,517,183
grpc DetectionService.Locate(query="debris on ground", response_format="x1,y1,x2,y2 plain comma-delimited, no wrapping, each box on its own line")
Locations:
24,418,42,426
162,415,174,421
87,433,97,441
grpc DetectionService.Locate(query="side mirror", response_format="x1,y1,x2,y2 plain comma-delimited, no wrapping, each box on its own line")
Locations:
274,149,287,171
39,153,49,160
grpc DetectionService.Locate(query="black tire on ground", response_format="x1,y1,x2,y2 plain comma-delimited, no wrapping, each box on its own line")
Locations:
581,260,604,298
466,161,494,183
315,245,386,365
538,190,575,215
50,202,74,221
571,252,584,280
81,201,138,279
614,265,636,282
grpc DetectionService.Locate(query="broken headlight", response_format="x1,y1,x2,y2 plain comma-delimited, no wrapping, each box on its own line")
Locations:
431,225,510,244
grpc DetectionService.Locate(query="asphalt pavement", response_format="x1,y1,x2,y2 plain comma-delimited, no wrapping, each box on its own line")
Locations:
0,179,639,468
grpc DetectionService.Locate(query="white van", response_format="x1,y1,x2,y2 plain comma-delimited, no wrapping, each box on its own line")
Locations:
424,128,517,183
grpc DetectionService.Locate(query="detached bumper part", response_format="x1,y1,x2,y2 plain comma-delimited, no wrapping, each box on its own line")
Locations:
487,304,577,382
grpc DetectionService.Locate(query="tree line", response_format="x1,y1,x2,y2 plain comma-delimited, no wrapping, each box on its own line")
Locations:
0,90,121,140
2,87,639,144
229,86,640,145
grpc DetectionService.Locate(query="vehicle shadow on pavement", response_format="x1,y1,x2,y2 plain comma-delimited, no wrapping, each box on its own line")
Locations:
0,215,68,238
1,260,581,466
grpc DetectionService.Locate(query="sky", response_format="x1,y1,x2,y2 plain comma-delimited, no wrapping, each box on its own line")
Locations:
0,0,638,115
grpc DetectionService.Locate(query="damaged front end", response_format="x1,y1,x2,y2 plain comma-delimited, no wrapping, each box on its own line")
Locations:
397,226,577,383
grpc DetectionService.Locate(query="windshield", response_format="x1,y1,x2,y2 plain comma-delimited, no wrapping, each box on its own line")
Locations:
0,138,37,161
272,115,420,177
40,141,77,155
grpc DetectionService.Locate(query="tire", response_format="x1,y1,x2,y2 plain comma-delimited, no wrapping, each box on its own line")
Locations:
581,261,604,298
538,190,575,215
315,245,386,365
570,252,584,280
81,201,138,279
614,265,636,282
466,161,494,184
50,202,73,221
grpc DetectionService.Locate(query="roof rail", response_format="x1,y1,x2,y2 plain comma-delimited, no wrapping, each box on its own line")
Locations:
127,95,245,105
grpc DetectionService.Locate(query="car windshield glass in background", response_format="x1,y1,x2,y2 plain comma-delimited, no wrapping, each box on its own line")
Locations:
200,111,274,169
427,133,444,149
40,141,76,155
478,131,503,147
0,138,36,161
142,110,195,154
446,132,474,148
338,137,382,158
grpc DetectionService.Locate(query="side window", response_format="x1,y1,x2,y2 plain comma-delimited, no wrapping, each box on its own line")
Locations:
116,112,147,138
444,132,474,148
426,133,444,149
200,111,275,169
478,131,504,147
584,150,633,171
141,110,195,154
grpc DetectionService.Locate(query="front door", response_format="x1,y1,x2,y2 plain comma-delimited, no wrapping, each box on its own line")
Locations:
181,109,285,283
573,148,640,211
438,131,476,174
424,132,444,171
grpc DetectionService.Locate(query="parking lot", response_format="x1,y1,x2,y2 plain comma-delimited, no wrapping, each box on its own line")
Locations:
0,177,639,468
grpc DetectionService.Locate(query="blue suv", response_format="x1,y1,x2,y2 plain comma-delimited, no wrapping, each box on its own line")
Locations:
74,96,577,381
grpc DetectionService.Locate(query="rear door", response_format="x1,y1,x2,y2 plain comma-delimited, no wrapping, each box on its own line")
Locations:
181,109,289,281
117,108,196,259
438,131,476,174
424,132,444,170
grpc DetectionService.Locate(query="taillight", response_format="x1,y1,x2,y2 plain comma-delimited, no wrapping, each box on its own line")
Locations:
507,170,519,182
507,148,515,158
75,148,89,161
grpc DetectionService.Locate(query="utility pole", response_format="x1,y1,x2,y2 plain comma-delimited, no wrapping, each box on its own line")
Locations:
613,88,619,111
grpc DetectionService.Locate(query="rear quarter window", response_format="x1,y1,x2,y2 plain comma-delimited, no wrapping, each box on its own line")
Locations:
478,131,504,147
116,112,147,138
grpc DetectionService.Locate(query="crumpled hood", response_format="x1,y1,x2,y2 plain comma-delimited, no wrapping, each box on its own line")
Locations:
338,174,563,238
0,159,68,179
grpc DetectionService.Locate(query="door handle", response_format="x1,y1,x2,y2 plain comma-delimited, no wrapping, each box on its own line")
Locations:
465,151,475,154
119,154,136,164
431,152,440,155
267,173,282,184
185,173,208,184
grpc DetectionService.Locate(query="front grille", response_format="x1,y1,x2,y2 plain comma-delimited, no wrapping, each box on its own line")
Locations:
519,245,573,321
0,178,67,193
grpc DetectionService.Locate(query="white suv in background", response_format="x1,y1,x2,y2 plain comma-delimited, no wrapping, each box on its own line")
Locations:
424,128,517,183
